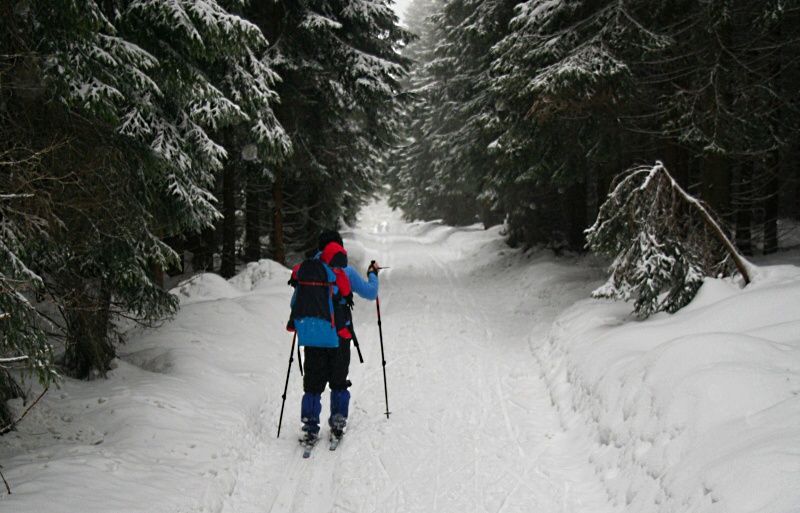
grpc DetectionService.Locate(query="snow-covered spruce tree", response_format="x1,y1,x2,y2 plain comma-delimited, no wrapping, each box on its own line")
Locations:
394,0,799,252
199,1,293,277
252,1,412,261
390,0,517,227
0,142,61,425
586,162,754,318
2,0,286,380
652,0,800,254
2,2,70,410
488,0,665,249
387,0,444,223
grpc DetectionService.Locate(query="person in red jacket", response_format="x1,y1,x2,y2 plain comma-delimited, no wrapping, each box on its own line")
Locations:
298,233,379,446
320,242,353,340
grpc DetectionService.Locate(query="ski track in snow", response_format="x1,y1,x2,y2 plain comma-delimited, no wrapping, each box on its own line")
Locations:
221,202,615,513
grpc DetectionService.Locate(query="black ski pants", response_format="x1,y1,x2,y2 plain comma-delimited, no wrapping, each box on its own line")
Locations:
303,338,351,394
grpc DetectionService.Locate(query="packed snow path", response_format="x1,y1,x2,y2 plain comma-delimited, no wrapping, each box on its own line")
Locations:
222,202,614,513
4,201,798,512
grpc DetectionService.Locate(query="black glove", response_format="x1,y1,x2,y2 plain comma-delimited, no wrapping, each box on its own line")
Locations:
367,261,380,277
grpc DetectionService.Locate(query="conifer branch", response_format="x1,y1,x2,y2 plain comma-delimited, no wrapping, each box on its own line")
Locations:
650,162,753,285
587,162,756,318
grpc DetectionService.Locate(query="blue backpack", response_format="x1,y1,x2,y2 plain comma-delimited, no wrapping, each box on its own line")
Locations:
286,258,340,348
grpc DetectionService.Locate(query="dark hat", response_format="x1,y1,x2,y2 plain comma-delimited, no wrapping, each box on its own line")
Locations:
318,229,343,251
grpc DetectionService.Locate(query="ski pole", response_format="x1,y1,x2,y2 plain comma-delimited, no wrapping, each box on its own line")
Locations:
297,340,304,376
351,329,365,364
277,332,297,438
376,295,391,419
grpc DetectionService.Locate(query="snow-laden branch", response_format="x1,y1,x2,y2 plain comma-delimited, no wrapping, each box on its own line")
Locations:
0,356,29,363
587,161,755,318
644,161,754,285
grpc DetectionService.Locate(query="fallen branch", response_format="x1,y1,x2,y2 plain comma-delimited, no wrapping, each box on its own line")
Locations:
1,464,9,494
587,161,756,317
0,387,49,436
1,387,49,494
650,162,753,285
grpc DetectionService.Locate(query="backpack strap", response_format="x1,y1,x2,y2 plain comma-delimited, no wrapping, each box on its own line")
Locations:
297,280,334,287
296,279,336,328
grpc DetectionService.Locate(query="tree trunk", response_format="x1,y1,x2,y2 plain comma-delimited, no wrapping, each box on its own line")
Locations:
595,160,616,214
735,160,753,256
191,227,216,272
700,5,733,224
566,182,588,251
763,154,780,255
220,159,237,278
63,282,114,379
272,165,286,265
150,260,164,289
762,14,784,256
701,152,732,224
663,139,690,189
150,229,165,288
795,155,800,221
244,171,262,263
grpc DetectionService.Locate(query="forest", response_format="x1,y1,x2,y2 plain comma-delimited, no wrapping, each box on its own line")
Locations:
1,0,799,423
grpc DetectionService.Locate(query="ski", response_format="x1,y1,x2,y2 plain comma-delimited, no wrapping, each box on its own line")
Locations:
329,430,344,451
298,432,340,455
299,435,319,458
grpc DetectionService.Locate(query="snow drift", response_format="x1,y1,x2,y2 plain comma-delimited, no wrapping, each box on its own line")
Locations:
539,264,800,512
1,201,798,513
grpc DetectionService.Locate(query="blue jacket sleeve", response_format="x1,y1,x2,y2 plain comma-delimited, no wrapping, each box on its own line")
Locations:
344,266,378,301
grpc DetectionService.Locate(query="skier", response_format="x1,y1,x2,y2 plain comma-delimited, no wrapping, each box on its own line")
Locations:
295,230,380,449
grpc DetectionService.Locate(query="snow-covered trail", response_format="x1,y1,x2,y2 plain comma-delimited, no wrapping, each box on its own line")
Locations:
222,202,614,513
3,200,797,513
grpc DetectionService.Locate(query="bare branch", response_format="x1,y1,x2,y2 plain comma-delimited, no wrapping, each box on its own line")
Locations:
650,162,753,284
0,387,49,437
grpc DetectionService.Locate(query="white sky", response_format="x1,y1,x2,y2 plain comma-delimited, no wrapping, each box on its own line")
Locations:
392,0,412,21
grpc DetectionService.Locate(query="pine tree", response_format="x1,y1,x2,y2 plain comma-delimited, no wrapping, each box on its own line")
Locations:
1,0,287,383
0,139,60,424
482,0,800,252
201,1,292,277
388,0,447,223
391,0,518,227
586,162,754,318
488,0,662,248
251,1,412,261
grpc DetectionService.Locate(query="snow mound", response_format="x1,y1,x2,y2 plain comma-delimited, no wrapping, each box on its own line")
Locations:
540,264,800,513
680,276,741,311
228,259,290,291
172,272,239,303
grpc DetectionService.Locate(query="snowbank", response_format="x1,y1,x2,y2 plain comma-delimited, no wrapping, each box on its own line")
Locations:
539,264,800,513
0,260,292,513
2,203,798,513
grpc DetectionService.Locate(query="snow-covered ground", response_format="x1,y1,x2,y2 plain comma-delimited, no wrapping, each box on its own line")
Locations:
1,200,799,513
